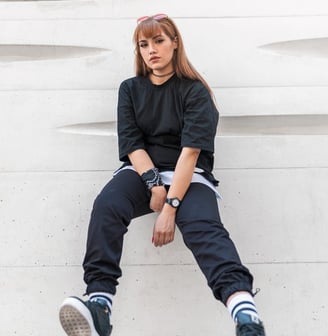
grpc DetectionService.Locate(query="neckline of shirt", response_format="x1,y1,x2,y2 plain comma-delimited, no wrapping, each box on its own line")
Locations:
145,73,177,88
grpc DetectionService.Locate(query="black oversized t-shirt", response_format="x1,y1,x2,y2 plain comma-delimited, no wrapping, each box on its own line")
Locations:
117,74,219,183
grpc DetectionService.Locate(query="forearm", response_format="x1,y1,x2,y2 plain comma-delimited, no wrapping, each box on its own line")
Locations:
166,147,200,201
152,147,200,246
128,149,166,212
128,149,155,175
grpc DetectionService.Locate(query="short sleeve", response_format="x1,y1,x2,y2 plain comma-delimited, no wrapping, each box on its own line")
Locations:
117,81,145,161
181,82,218,152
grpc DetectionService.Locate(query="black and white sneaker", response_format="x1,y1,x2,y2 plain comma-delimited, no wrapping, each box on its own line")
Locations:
236,312,266,336
59,297,112,336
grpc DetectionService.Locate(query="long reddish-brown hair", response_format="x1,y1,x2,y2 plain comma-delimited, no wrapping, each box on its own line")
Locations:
133,16,214,99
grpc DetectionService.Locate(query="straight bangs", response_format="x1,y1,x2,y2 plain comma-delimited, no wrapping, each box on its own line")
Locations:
133,20,163,45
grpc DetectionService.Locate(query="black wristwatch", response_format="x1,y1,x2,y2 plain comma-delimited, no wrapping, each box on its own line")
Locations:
165,197,181,208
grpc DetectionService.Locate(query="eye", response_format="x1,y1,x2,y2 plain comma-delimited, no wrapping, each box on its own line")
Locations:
138,42,148,48
155,38,164,44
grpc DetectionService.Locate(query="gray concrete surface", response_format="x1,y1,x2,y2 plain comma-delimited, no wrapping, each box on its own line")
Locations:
1,1,328,335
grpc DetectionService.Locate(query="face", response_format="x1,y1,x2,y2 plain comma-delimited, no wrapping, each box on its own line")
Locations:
137,31,177,74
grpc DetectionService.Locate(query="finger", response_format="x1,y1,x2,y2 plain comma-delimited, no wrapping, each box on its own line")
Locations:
157,234,164,247
159,233,171,246
152,233,160,247
165,236,174,245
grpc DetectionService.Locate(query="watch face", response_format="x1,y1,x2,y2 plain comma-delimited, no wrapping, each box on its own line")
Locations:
172,198,180,207
166,197,181,208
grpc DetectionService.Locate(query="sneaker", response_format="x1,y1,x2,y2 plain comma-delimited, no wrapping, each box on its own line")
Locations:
236,312,266,336
59,296,112,336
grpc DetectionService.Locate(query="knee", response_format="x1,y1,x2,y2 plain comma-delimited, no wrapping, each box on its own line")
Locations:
88,193,132,237
93,191,127,218
93,191,110,211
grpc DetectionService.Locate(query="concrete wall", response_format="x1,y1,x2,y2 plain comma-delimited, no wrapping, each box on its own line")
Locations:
1,1,328,335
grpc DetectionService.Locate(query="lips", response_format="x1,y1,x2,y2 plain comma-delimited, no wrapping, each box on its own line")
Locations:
149,56,160,62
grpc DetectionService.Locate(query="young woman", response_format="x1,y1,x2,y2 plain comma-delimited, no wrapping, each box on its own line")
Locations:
59,14,266,336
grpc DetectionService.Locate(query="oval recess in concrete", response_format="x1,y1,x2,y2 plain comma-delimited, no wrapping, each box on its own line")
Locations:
57,121,117,136
57,115,328,137
259,37,328,59
219,115,328,135
0,44,110,62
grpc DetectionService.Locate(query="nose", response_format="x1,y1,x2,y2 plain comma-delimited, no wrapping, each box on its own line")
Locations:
148,42,156,54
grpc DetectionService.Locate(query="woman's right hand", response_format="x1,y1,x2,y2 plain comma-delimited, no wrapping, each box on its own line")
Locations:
149,185,167,212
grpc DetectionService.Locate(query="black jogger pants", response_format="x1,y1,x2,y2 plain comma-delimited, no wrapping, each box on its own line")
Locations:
83,169,253,304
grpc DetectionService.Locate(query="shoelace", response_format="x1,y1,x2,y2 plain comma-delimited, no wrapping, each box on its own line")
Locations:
237,323,264,336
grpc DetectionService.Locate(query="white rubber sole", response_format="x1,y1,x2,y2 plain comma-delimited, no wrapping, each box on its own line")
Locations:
59,297,100,336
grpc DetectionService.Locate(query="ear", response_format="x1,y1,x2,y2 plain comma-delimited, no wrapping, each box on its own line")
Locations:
173,36,178,49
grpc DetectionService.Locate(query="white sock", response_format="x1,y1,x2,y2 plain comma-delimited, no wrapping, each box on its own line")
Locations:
227,292,259,322
89,292,114,314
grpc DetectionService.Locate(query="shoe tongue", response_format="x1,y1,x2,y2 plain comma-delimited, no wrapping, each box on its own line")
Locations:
92,298,109,310
236,312,260,325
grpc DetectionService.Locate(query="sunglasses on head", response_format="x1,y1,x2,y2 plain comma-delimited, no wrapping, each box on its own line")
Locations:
137,13,168,25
